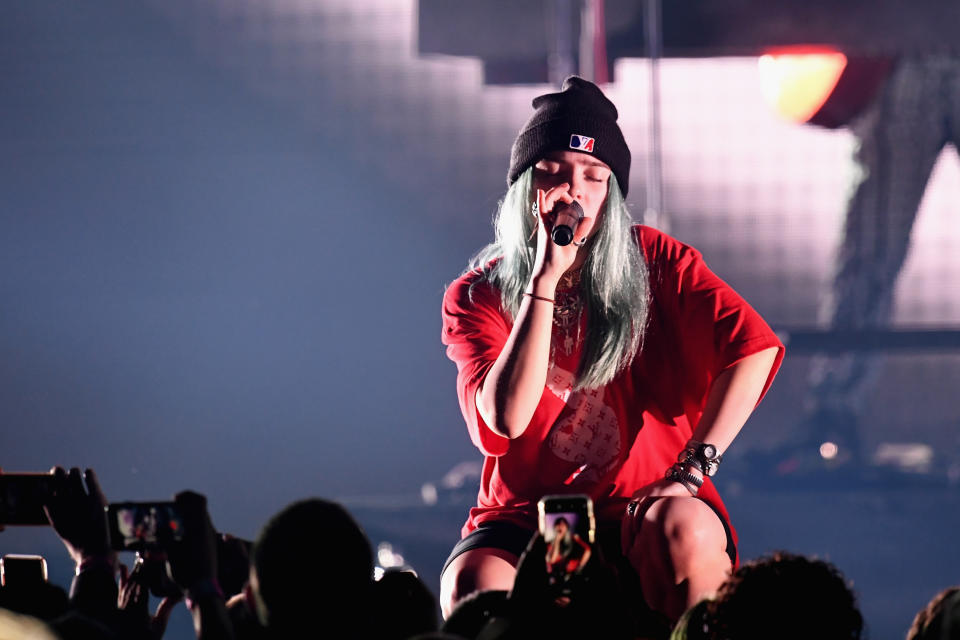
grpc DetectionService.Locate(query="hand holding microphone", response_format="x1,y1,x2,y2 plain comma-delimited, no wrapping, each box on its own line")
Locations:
531,186,591,284
551,200,585,246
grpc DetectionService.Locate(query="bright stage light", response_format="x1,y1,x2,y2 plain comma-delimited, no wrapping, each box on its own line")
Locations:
759,49,847,124
819,441,839,460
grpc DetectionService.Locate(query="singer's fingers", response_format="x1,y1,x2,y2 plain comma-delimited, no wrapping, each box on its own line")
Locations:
534,189,549,233
572,215,598,246
541,183,572,214
535,189,558,230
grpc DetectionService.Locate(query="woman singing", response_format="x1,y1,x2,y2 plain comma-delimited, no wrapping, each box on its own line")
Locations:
440,77,784,627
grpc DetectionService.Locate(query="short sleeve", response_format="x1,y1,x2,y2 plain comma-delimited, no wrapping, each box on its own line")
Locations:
441,272,512,456
640,227,785,405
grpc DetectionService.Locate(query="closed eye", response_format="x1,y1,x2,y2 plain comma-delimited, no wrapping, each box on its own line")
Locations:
534,163,562,175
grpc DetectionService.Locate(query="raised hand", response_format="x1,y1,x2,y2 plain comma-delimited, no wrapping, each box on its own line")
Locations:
118,560,150,622
507,532,550,608
532,185,597,285
118,556,183,639
44,467,115,568
165,491,218,593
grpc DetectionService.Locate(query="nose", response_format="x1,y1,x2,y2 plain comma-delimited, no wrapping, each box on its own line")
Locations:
568,173,586,201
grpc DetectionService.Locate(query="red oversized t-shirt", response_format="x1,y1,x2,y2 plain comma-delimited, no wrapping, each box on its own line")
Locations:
441,225,784,557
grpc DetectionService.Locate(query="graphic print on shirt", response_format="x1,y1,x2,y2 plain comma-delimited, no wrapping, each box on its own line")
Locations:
545,364,621,485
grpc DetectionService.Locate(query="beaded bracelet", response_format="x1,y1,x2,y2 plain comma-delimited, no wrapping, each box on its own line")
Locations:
665,463,704,496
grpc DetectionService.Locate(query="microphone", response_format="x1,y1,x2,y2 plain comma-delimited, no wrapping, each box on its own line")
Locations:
551,200,585,246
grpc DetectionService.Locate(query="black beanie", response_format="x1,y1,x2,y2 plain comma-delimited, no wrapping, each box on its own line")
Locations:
508,76,631,196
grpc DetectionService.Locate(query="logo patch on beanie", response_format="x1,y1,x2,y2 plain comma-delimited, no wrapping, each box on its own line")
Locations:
569,134,595,153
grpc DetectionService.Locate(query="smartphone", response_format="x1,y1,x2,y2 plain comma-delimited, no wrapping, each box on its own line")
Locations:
106,502,185,551
537,494,595,588
0,554,49,587
0,472,55,525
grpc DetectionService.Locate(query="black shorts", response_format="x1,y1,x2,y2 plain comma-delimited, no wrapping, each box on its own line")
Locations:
441,497,737,578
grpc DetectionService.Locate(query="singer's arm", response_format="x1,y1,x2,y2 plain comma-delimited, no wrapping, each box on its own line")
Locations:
476,185,587,440
476,272,559,439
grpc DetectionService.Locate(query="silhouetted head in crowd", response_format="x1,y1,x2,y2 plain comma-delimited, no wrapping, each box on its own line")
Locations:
0,608,60,640
372,569,438,639
249,498,374,634
907,586,960,640
0,579,68,623
702,551,863,640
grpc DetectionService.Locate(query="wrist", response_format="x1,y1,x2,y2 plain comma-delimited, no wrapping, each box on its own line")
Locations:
678,440,724,477
527,273,560,297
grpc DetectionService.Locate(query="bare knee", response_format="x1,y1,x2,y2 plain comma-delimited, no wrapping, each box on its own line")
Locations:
644,497,729,564
630,498,732,621
440,548,518,619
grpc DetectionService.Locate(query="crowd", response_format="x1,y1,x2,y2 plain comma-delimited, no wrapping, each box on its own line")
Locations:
1,467,958,639
0,467,432,640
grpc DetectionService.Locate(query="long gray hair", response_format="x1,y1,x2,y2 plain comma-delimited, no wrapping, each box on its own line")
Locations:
468,167,650,390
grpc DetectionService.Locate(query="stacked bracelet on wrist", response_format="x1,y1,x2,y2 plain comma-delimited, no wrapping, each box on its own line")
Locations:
665,463,703,496
678,440,723,477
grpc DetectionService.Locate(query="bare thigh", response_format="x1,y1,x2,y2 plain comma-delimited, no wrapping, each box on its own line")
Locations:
439,547,519,619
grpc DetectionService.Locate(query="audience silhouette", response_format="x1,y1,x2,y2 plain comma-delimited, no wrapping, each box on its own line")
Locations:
0,467,951,639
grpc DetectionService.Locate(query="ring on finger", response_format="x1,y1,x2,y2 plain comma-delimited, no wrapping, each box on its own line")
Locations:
531,201,539,218
573,237,587,247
